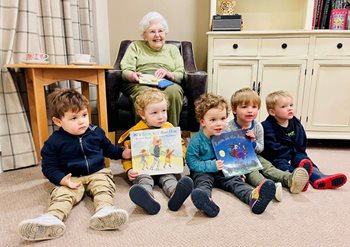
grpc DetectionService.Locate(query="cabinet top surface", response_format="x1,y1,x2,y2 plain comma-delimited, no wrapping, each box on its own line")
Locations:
207,30,350,36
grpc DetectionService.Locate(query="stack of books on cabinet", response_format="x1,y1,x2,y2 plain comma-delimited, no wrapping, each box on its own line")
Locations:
312,0,349,29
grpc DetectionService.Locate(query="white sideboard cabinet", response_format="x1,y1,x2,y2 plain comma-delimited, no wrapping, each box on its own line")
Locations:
207,31,350,139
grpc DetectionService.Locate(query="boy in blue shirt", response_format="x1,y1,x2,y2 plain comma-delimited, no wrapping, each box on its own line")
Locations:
18,88,131,241
186,93,276,217
261,90,347,190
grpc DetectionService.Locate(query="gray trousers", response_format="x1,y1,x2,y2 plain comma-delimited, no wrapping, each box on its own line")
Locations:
132,173,177,198
191,171,253,205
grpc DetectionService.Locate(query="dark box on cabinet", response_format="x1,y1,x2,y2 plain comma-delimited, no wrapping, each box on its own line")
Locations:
212,14,242,31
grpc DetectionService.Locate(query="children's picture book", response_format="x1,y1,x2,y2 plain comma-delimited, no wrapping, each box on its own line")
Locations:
211,130,263,177
130,127,183,176
329,8,348,30
139,74,174,89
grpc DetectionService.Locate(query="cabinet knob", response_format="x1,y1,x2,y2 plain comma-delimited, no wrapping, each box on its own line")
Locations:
281,43,288,49
233,44,239,49
337,43,343,49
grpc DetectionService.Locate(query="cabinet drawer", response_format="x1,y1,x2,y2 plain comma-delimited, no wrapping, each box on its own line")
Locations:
315,38,350,56
260,38,309,56
213,38,259,56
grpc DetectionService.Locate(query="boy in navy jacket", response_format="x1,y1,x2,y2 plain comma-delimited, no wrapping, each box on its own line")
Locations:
18,88,131,241
261,90,347,190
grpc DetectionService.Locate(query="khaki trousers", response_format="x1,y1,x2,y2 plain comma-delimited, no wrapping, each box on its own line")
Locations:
47,168,116,221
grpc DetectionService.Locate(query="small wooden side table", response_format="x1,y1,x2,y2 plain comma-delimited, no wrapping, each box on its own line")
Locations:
5,64,112,160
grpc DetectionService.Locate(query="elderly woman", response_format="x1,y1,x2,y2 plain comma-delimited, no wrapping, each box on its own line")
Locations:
120,11,184,126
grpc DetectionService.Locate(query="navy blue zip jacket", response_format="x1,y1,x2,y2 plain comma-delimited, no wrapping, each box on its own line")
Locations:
41,125,123,185
261,115,307,168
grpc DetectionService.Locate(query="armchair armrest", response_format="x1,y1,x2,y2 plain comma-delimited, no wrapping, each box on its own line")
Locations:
105,69,123,132
181,41,197,72
184,71,208,131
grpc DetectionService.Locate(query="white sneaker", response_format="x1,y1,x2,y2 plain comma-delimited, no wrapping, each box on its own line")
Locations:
290,167,309,194
89,206,128,230
18,214,65,241
275,182,283,202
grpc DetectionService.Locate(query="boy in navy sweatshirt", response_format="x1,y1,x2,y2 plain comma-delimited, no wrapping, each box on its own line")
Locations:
18,88,131,241
261,90,347,190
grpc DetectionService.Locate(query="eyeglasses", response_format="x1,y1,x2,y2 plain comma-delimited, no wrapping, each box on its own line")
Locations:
146,29,165,35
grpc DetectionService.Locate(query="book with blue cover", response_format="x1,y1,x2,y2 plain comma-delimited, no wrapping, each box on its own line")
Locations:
211,130,263,177
130,127,183,175
139,74,174,88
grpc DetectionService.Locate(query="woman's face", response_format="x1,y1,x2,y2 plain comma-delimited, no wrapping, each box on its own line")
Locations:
143,20,166,51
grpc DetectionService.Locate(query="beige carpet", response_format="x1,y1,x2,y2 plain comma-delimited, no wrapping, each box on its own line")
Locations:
1,141,350,247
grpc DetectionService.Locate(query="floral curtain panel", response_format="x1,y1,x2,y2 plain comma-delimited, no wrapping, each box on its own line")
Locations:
0,0,95,171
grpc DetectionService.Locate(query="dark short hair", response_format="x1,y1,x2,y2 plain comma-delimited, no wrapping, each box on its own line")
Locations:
48,88,89,119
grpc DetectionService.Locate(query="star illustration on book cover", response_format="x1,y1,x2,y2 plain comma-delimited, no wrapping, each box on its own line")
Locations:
130,127,183,176
211,130,263,177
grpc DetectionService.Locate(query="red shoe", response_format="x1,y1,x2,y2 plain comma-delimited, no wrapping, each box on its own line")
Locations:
312,173,347,190
298,159,313,192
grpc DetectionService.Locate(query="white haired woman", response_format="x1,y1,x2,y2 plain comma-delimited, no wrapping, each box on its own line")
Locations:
120,11,184,126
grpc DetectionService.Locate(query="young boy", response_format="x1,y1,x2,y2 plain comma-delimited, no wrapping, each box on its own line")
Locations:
186,93,276,217
225,88,310,200
18,88,131,241
261,90,347,190
118,88,193,215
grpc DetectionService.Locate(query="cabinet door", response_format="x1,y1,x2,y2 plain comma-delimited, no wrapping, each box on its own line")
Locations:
257,60,307,121
305,60,350,132
211,60,258,102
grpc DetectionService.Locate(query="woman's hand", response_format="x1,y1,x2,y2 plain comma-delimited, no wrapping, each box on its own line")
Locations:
127,169,139,181
128,72,142,82
155,68,174,80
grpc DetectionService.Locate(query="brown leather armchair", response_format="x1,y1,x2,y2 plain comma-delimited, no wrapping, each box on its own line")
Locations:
105,40,207,132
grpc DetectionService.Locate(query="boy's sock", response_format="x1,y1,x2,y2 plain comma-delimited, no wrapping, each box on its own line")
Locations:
129,184,161,215
274,182,283,202
312,173,347,190
290,167,309,193
89,206,128,230
18,213,65,241
168,176,194,211
191,188,220,217
250,179,276,214
298,159,313,191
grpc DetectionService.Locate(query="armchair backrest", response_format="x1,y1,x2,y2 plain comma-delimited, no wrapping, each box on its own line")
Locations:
113,40,197,72
106,39,207,132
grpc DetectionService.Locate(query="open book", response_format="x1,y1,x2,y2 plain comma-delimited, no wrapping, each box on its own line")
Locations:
211,130,263,177
130,127,183,176
139,74,174,89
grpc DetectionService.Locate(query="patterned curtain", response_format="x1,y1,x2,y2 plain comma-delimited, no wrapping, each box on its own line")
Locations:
0,0,95,171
